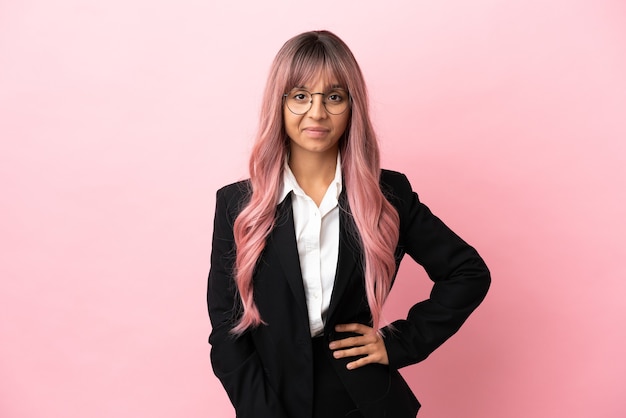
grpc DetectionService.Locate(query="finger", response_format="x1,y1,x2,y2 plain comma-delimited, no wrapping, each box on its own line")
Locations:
329,335,375,350
330,334,389,369
346,352,385,370
330,324,378,350
335,323,372,334
347,357,370,370
332,345,370,359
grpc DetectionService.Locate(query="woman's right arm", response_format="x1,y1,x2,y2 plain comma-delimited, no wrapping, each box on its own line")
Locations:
207,185,288,418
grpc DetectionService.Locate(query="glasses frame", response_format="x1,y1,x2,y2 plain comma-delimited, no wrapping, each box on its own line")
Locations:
283,88,351,116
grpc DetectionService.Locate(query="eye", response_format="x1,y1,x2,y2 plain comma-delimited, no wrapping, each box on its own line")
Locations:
327,90,346,102
290,90,310,102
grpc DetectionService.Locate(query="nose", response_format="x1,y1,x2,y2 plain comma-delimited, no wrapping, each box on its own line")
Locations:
307,93,328,119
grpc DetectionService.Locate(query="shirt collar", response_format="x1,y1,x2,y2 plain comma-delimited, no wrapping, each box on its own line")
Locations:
278,153,343,204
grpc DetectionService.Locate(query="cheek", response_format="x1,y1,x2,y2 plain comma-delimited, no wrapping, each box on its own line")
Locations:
336,114,350,136
283,110,295,136
284,112,303,139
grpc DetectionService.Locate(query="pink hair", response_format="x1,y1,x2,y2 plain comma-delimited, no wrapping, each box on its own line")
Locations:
231,30,400,335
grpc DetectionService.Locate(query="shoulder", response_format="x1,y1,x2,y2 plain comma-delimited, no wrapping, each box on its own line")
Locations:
214,179,252,217
380,169,408,185
380,169,414,200
216,179,251,199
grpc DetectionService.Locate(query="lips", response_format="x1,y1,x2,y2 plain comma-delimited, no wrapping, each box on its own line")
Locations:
303,126,330,133
302,126,330,138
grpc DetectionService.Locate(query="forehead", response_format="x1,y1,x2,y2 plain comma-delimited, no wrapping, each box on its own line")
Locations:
289,62,346,90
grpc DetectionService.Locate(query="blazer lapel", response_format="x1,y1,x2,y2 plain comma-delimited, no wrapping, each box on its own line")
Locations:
267,192,363,326
267,194,309,317
326,194,361,324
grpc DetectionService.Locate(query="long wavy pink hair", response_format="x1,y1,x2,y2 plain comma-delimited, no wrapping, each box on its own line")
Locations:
231,30,400,335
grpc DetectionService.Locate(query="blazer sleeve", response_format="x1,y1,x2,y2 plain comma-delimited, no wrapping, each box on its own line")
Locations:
207,185,289,418
381,172,491,370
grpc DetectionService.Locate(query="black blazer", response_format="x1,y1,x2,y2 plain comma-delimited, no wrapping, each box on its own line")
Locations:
208,169,490,418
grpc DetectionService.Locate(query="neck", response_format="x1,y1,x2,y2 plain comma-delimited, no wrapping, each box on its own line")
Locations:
288,148,338,205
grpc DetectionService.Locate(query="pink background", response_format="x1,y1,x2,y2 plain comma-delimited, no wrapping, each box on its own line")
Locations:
1,1,625,417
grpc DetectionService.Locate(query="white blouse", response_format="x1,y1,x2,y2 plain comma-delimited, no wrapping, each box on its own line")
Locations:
278,154,342,337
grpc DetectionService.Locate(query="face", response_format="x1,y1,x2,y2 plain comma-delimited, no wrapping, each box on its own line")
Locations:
283,78,350,159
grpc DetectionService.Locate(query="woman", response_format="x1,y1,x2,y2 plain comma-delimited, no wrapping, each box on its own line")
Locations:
207,30,490,418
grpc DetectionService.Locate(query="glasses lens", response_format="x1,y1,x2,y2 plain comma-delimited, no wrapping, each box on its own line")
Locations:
285,89,350,115
285,89,312,115
324,89,349,115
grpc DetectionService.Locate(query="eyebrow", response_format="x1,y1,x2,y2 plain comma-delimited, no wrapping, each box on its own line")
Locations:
294,84,346,90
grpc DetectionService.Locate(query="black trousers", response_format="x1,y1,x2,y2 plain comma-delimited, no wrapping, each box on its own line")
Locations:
312,336,364,418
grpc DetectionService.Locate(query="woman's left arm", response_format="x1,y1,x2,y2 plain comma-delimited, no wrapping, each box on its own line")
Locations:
329,171,490,370
381,171,491,369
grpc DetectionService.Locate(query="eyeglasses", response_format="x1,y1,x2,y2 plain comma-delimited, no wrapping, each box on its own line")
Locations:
283,88,351,115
